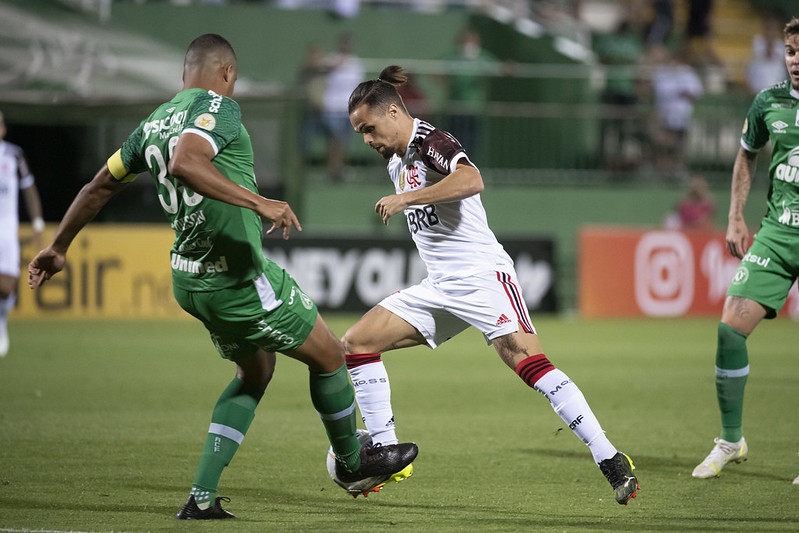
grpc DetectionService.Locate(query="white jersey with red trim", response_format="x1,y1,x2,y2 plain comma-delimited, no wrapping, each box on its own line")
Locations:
386,118,513,281
0,140,35,237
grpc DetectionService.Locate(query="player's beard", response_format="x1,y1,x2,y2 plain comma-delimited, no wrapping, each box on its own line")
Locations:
375,145,392,160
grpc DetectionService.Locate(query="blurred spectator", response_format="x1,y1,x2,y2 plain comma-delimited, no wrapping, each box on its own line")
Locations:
297,43,330,163
321,33,364,181
746,13,788,94
646,0,674,47
397,71,429,118
277,0,359,18
441,29,496,155
650,46,703,180
685,0,722,67
664,175,716,230
593,13,646,171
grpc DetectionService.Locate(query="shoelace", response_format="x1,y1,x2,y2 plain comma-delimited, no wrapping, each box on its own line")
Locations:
706,438,738,463
600,457,627,487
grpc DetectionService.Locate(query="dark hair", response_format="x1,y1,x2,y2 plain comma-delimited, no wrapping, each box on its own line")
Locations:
348,65,409,115
184,33,237,68
785,17,799,38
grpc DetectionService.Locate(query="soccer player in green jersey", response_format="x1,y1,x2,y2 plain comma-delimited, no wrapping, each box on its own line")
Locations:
27,34,417,518
692,18,799,483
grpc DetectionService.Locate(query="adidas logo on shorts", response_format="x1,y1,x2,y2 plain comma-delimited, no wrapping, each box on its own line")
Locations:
496,314,512,326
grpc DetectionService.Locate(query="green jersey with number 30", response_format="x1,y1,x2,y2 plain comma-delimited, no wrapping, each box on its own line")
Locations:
741,80,799,234
114,88,268,291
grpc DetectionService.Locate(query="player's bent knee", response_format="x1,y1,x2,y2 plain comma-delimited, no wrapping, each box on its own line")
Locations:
721,296,766,335
341,328,370,355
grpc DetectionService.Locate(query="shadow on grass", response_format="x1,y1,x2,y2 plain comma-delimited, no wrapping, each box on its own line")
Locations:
518,446,788,481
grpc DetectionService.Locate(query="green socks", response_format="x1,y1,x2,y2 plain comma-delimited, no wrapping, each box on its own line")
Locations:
188,365,361,508
715,323,749,443
191,378,257,509
309,364,361,472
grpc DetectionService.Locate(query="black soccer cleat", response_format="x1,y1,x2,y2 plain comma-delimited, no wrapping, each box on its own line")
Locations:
598,452,640,505
176,495,235,520
335,441,418,496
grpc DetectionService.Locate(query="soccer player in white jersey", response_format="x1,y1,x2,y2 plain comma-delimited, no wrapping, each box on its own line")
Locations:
343,65,639,504
0,111,44,356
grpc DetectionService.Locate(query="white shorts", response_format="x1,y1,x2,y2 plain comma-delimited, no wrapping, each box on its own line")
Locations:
379,270,536,349
0,232,20,277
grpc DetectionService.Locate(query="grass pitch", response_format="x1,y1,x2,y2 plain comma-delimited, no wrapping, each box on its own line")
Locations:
1,315,797,532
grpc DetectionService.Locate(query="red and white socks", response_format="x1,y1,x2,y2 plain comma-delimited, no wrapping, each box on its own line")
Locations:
516,354,617,464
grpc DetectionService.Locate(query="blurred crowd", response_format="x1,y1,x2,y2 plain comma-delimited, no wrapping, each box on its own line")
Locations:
281,0,792,183
590,1,789,181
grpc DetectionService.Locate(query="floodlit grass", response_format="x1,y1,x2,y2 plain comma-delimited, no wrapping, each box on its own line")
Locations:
1,315,797,532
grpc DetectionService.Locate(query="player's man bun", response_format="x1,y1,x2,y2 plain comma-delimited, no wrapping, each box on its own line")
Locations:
349,65,409,115
377,65,408,86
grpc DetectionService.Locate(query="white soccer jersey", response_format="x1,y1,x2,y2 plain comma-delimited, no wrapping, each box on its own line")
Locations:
0,141,34,236
0,140,35,276
387,118,513,281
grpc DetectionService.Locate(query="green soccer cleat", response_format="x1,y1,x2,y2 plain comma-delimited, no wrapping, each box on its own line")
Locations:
176,495,235,520
599,452,639,505
692,437,748,479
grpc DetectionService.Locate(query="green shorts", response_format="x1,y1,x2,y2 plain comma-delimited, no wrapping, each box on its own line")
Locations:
173,262,318,360
727,223,799,318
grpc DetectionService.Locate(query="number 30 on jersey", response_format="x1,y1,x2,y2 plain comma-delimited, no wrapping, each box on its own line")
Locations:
145,136,204,215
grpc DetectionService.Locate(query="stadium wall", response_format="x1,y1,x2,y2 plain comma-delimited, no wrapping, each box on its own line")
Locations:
15,225,556,318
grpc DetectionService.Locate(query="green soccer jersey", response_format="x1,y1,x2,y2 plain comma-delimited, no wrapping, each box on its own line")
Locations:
741,80,799,233
115,88,268,291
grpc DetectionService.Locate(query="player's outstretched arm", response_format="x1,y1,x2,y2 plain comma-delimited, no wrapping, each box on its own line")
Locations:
726,147,757,259
28,164,128,288
169,132,301,239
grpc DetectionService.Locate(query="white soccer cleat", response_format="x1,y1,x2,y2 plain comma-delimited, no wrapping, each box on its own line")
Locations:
692,437,748,478
0,322,8,357
794,452,799,485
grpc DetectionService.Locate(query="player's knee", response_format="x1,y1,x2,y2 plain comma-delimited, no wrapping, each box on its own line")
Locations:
237,352,276,398
312,338,346,374
341,328,369,355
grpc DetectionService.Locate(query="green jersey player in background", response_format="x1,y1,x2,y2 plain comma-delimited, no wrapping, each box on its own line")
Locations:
28,34,417,519
692,17,799,483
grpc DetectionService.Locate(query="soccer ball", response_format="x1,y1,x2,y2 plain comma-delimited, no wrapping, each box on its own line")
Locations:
326,429,379,496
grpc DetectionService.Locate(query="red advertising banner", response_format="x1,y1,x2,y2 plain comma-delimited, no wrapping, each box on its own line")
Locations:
579,226,799,318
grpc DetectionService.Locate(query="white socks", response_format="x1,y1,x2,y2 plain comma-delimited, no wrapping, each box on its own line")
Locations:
533,368,618,464
346,356,398,446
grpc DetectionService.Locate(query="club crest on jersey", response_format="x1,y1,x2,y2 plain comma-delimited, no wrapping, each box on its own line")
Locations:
399,164,422,192
195,113,216,131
